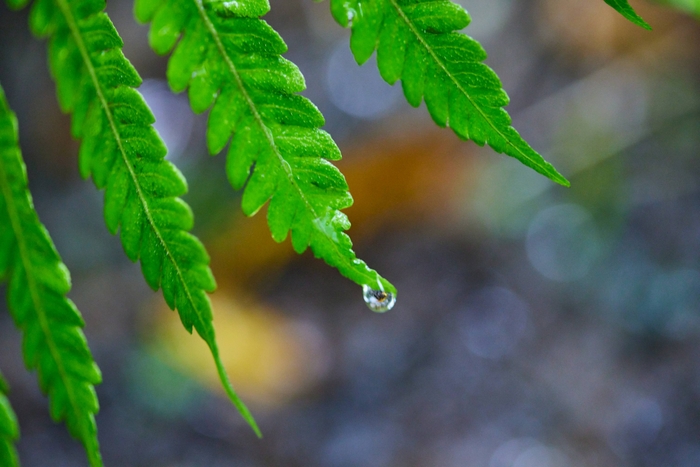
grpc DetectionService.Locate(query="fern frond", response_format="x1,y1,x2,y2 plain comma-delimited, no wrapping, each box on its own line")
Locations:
0,84,102,466
0,372,20,467
604,0,652,29
11,0,260,435
327,0,569,187
135,0,396,297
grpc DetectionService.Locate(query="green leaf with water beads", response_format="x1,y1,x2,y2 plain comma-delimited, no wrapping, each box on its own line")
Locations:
135,0,396,298
328,0,569,187
12,0,260,437
0,84,101,466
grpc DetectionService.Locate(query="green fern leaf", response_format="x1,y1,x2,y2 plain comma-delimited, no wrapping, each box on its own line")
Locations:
0,85,102,466
11,0,260,435
604,0,652,29
328,0,569,187
134,0,396,297
0,372,20,467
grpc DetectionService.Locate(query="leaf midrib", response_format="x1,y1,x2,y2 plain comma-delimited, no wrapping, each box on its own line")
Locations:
193,0,379,286
57,0,261,436
0,140,85,451
387,0,567,185
54,0,209,349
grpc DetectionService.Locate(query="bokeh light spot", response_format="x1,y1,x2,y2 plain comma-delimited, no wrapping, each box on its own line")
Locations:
526,203,601,281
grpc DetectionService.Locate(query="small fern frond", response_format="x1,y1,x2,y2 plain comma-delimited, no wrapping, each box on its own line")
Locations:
328,0,569,187
11,0,260,435
0,85,102,466
135,0,396,297
604,0,652,29
0,371,20,467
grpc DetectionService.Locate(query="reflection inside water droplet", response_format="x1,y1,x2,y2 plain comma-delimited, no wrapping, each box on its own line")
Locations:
362,285,396,313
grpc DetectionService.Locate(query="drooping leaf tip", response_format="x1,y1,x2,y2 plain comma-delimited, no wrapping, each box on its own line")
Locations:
603,0,652,30
552,171,571,188
213,356,262,437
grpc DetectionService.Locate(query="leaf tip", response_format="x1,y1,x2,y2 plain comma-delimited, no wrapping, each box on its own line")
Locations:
554,174,571,187
212,347,262,437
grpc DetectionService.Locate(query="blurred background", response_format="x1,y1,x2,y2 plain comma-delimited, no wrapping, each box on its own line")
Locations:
2,0,700,465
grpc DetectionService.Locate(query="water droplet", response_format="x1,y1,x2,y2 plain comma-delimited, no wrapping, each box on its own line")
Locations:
362,285,396,313
346,9,355,25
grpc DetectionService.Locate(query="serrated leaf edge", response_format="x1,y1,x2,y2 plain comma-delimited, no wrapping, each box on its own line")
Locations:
387,0,570,186
50,0,261,437
0,85,101,466
192,0,393,289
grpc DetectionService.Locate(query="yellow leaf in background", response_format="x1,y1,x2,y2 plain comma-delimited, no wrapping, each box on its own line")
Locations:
144,294,330,408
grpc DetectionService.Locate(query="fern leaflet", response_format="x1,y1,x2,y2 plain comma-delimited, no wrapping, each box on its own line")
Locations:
0,84,102,466
135,0,396,297
604,0,652,29
0,371,19,467
9,0,260,435
327,0,569,186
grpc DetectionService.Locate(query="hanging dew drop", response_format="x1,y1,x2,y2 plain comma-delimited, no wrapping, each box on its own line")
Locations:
362,285,396,313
